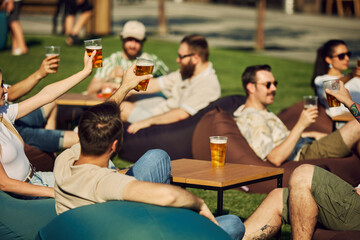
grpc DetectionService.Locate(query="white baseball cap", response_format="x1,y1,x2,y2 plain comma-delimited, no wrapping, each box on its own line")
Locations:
120,20,146,41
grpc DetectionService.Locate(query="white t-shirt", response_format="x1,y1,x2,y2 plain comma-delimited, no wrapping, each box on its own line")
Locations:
0,103,30,181
314,74,360,117
54,143,136,215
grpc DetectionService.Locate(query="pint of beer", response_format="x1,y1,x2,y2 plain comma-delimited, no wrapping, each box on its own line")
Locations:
209,136,228,168
323,79,341,108
84,39,102,68
134,58,155,91
45,46,60,71
303,95,318,109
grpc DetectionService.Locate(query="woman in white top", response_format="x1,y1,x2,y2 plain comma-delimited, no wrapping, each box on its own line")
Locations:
311,39,360,117
0,50,96,198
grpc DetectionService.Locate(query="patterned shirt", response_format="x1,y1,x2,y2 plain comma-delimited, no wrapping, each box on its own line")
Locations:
233,105,290,161
93,51,169,85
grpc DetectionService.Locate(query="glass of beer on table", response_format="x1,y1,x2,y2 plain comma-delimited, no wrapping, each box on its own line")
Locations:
303,95,318,109
209,136,228,168
45,46,60,70
84,38,102,68
134,57,155,91
323,79,341,108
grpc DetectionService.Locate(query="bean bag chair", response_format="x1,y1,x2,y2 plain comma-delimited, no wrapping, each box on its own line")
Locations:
25,143,55,172
0,190,57,240
36,201,231,240
119,95,246,162
192,99,360,193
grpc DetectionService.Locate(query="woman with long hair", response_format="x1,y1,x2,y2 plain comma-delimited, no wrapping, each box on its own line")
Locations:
311,39,360,117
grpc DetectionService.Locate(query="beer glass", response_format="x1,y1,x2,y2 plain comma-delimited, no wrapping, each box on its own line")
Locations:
323,79,341,108
303,96,318,109
209,136,228,168
84,38,102,68
45,46,60,70
134,57,155,91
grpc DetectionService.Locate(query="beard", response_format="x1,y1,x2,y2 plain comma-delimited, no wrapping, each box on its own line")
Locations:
180,61,196,80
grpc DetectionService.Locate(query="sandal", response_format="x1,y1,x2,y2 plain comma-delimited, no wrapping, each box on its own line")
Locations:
66,35,80,46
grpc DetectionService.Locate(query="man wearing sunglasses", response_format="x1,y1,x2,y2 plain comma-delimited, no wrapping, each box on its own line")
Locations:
87,20,169,96
234,64,360,167
120,34,221,134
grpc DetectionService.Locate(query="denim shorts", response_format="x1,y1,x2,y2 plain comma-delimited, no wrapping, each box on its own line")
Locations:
281,167,360,230
14,107,65,152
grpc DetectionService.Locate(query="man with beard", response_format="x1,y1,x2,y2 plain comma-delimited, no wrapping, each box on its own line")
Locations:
234,64,360,167
120,34,221,134
87,20,169,95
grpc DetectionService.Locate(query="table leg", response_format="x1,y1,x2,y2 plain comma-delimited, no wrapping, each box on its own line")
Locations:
216,189,223,216
277,175,283,188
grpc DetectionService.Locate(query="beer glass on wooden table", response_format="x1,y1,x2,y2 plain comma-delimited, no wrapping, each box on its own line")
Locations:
209,136,228,168
84,39,103,68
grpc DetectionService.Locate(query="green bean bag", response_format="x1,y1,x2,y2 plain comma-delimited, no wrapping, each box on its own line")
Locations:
0,190,57,240
36,201,232,240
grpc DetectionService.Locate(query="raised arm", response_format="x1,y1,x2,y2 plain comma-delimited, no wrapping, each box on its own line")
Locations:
16,51,96,120
107,63,153,105
123,180,218,225
7,55,59,102
0,160,54,198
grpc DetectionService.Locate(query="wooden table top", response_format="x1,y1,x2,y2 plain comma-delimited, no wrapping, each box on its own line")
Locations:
56,93,106,106
171,159,284,188
331,111,354,122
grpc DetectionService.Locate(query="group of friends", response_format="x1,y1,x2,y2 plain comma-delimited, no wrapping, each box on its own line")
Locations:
1,19,359,240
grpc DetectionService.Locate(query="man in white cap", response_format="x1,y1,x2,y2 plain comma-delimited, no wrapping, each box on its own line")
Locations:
87,20,169,96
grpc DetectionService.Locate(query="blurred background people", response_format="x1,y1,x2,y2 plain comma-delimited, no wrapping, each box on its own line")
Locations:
1,0,28,55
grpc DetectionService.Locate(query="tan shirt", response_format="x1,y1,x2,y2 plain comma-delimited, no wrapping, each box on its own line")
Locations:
54,144,136,215
153,62,221,116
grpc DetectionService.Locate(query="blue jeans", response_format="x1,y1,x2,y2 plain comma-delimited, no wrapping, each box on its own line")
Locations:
216,215,245,240
125,149,171,184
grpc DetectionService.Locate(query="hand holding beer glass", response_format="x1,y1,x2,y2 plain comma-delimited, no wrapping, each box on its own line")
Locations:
303,96,318,109
134,57,155,91
323,79,341,108
45,46,60,71
209,136,228,168
84,39,102,68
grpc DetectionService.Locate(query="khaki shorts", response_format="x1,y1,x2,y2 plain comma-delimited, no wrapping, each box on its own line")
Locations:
299,130,351,160
282,166,360,230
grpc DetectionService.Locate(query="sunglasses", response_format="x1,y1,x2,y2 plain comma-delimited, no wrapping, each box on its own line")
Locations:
332,52,351,60
178,53,194,60
252,81,278,89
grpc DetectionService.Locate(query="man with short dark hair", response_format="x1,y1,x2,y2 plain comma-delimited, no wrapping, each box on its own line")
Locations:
87,20,169,95
121,34,221,134
53,64,245,240
234,64,360,167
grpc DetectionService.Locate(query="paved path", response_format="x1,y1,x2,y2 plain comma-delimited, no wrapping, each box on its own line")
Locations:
20,0,360,63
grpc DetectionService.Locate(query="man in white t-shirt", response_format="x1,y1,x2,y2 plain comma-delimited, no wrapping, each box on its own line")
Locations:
120,34,221,134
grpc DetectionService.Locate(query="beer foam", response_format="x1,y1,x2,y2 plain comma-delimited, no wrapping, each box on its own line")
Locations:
86,46,102,50
137,62,154,66
46,53,59,57
210,139,227,144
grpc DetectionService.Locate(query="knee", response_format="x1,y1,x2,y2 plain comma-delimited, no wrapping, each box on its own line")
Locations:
144,149,171,168
217,215,245,240
289,164,314,189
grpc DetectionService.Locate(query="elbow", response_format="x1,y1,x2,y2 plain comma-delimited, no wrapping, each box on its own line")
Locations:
177,111,190,121
267,156,283,167
157,189,179,207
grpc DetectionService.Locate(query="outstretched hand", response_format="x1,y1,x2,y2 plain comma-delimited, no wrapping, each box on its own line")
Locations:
38,55,60,77
122,62,153,91
83,50,96,74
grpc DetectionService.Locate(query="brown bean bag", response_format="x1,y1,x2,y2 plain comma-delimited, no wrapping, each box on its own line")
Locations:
24,144,55,172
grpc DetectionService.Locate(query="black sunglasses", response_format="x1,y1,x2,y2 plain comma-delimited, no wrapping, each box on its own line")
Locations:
252,81,278,89
332,52,351,60
178,53,194,60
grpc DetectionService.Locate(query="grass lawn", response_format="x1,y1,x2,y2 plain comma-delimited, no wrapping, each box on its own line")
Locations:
0,34,315,239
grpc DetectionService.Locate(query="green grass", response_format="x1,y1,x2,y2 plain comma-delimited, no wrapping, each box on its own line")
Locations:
0,34,315,239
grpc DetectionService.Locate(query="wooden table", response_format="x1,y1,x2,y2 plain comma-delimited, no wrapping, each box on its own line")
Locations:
331,111,354,122
171,159,284,216
56,93,105,107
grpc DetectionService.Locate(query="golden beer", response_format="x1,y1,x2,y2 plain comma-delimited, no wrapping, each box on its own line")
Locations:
325,93,341,107
45,53,60,71
134,58,154,91
45,46,60,71
209,136,228,168
86,46,102,68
